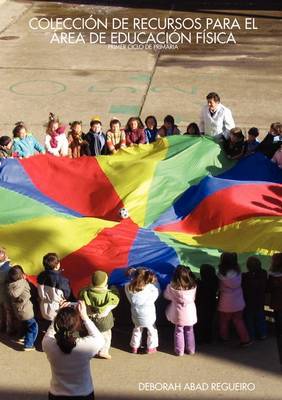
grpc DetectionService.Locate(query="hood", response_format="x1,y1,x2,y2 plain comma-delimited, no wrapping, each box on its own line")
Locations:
167,284,196,303
218,271,241,289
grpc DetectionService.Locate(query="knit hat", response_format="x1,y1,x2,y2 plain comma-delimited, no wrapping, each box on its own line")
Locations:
92,271,108,288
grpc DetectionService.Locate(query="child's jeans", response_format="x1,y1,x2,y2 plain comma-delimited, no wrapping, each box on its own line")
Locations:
219,311,250,343
130,324,158,349
174,325,195,355
244,308,267,340
100,329,112,355
23,318,38,349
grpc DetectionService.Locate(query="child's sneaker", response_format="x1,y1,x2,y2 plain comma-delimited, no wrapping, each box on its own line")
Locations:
98,352,112,359
131,347,138,354
175,352,184,356
23,347,35,352
147,348,157,354
240,340,253,347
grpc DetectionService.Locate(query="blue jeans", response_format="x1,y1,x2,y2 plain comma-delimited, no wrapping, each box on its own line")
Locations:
244,309,267,340
273,310,282,365
23,318,38,348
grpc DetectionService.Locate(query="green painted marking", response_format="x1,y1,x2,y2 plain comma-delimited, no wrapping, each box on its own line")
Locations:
109,105,140,115
129,74,151,83
9,80,66,96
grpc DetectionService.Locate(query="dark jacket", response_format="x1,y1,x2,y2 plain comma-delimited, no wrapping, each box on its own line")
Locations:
242,269,267,311
268,273,282,311
37,270,71,320
196,276,218,316
223,137,244,158
84,130,108,156
257,133,281,159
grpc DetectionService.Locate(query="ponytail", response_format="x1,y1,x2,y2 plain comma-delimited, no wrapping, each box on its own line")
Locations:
53,307,81,354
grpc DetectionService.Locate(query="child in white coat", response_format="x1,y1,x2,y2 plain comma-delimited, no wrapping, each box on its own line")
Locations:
125,268,160,354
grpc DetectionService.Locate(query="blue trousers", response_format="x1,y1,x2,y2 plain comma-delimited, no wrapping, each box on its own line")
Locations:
23,318,38,349
244,309,267,340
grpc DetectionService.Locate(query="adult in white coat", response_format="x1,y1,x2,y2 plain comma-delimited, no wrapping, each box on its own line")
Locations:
199,92,235,139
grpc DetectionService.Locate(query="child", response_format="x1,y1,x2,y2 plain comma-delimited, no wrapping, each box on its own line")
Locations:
79,270,119,359
67,121,90,158
144,116,159,143
217,252,251,346
243,127,260,156
185,123,201,136
84,117,108,156
267,253,282,367
271,144,282,168
125,117,146,146
242,256,267,340
0,136,14,158
158,115,180,137
7,265,38,350
106,119,126,154
257,122,282,158
0,248,12,333
164,265,197,356
223,127,245,159
195,264,218,344
125,267,160,354
37,253,71,324
12,122,44,158
45,113,68,156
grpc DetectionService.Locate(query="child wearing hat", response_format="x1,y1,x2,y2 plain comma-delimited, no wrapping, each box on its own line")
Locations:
79,271,120,359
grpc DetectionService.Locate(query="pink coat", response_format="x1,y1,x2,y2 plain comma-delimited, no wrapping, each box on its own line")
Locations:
217,271,245,313
164,284,197,326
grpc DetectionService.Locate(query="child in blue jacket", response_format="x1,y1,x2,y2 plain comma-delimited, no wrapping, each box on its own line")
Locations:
12,122,44,158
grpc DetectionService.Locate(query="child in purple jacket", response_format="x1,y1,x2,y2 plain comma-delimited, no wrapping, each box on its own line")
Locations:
217,252,251,346
164,265,197,356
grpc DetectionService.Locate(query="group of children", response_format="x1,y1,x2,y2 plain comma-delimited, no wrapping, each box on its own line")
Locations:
0,114,281,168
1,247,282,367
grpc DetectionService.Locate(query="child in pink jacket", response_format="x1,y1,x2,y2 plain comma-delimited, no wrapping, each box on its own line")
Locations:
164,265,197,356
218,252,251,346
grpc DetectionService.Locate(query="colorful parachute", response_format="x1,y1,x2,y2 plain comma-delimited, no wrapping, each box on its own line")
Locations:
0,136,281,294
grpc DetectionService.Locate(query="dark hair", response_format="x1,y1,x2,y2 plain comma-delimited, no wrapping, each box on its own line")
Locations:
171,265,196,290
270,122,281,135
206,92,220,102
164,115,175,126
248,127,259,137
270,253,282,273
43,253,60,270
218,252,241,276
54,307,81,354
13,123,26,138
200,264,216,281
69,121,82,130
46,113,60,134
185,123,200,136
8,265,24,282
110,119,121,129
246,256,262,273
125,117,144,131
128,267,156,293
90,119,102,128
145,115,157,130
0,136,12,147
230,127,244,141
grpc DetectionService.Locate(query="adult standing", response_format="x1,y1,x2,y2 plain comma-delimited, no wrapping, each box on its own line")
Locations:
42,301,104,400
199,92,235,139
